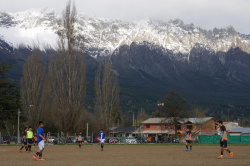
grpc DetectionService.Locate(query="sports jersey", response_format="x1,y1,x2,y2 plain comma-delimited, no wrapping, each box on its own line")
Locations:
98,132,106,139
27,130,33,139
37,126,44,143
185,131,191,140
77,134,83,141
220,125,227,140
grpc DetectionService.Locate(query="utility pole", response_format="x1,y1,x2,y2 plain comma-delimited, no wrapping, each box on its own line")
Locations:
113,122,114,137
17,108,20,144
86,123,88,137
134,119,136,137
133,112,134,126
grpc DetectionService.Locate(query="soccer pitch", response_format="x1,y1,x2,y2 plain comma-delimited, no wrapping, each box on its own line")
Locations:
1,144,250,165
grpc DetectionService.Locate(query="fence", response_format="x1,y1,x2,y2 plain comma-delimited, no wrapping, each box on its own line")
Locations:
198,135,250,144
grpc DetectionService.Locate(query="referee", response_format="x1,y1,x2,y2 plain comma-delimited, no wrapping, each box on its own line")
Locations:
27,126,34,152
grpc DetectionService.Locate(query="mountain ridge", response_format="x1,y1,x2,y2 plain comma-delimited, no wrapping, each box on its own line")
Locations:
0,7,250,58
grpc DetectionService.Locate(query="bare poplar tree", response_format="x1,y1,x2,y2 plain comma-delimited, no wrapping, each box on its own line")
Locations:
94,60,120,133
20,48,46,128
137,108,149,124
48,0,86,134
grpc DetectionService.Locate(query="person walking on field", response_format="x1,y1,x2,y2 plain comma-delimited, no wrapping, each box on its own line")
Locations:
76,131,83,149
217,120,233,159
185,128,192,151
19,127,29,153
33,121,46,161
27,126,34,152
98,129,106,151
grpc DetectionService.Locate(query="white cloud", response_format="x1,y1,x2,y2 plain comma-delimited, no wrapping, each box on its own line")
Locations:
1,0,250,34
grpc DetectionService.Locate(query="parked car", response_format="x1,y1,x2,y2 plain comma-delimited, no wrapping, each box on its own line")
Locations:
47,136,57,143
15,137,23,144
135,137,148,143
109,137,118,143
162,136,171,143
2,136,10,141
84,136,92,143
171,136,179,143
125,137,137,144
66,136,77,143
53,138,64,145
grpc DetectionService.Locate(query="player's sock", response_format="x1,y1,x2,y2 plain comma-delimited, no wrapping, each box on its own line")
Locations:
28,145,31,151
226,149,231,153
101,144,103,149
20,145,24,150
190,145,192,150
221,151,223,157
25,146,28,151
186,145,188,149
35,152,39,157
39,154,42,159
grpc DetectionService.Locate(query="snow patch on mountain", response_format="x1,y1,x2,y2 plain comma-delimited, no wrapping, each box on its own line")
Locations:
0,8,250,58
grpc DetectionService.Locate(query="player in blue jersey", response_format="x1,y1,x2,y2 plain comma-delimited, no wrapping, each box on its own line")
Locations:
98,129,106,151
33,121,46,161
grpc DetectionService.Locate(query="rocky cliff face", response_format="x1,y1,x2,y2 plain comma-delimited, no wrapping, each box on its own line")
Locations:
0,8,250,109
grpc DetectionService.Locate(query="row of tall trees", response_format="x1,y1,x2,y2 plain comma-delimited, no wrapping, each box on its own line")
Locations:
20,0,120,135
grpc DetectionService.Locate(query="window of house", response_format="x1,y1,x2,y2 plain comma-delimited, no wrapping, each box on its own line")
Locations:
146,125,150,129
177,125,181,130
155,125,159,129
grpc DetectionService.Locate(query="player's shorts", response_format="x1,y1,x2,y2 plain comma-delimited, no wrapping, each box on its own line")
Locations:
186,140,192,144
100,139,105,144
38,140,45,151
78,141,82,144
220,139,227,147
23,139,27,145
28,139,33,144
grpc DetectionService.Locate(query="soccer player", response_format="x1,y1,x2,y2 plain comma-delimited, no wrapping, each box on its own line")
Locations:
76,131,83,149
217,120,233,159
19,127,29,153
185,128,192,151
98,129,106,151
27,126,34,152
33,133,38,147
33,121,46,161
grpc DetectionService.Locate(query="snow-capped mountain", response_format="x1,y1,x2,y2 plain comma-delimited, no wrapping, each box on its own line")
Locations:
0,7,250,59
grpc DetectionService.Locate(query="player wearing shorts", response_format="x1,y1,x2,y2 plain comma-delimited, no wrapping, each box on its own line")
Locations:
33,133,37,147
98,129,106,151
33,121,46,161
76,131,83,149
185,128,192,151
217,120,233,159
27,126,34,152
19,127,29,153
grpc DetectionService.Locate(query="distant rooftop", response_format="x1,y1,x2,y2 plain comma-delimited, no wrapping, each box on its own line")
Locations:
142,117,216,124
228,128,250,134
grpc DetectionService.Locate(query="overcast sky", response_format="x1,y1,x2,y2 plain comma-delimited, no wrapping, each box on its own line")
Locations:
1,0,250,34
